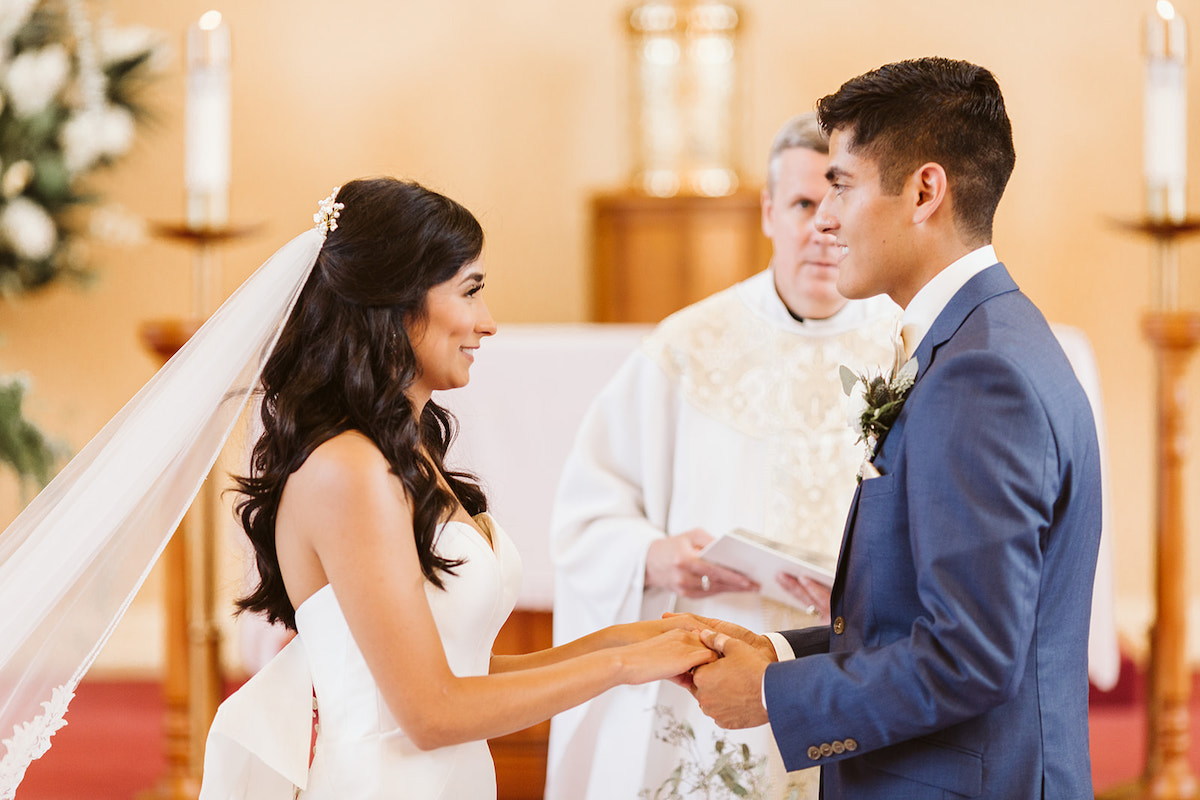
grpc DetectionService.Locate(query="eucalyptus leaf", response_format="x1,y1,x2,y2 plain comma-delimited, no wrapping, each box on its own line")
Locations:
839,364,859,395
717,764,749,796
643,704,768,799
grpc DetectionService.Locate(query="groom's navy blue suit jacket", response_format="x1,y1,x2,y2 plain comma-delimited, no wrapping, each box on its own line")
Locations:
763,264,1102,798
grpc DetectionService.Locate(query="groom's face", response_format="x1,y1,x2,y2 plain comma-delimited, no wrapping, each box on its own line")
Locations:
816,129,912,306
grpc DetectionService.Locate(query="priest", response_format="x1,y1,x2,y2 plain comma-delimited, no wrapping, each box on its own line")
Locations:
544,112,898,800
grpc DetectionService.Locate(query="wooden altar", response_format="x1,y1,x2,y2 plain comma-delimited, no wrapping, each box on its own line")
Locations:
590,189,770,322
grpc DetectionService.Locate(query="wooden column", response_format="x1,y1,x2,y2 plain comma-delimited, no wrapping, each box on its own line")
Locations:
1143,312,1200,798
591,189,769,322
1100,220,1200,800
137,319,207,800
135,223,255,798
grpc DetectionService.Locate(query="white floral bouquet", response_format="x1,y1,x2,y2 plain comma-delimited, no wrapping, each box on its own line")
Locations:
0,1,162,490
0,0,164,294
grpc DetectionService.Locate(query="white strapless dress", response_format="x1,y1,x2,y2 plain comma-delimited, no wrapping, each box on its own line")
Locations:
199,514,522,800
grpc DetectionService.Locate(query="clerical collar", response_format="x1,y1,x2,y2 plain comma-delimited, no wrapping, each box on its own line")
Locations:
743,268,899,334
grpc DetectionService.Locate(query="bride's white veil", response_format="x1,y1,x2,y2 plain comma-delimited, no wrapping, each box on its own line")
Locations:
0,220,327,798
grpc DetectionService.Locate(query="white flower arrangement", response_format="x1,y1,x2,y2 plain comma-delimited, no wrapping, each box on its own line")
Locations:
0,1,162,490
4,43,69,117
0,196,54,260
0,0,164,294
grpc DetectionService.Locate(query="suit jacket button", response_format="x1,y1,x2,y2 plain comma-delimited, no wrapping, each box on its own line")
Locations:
844,738,858,752
807,746,821,761
819,742,834,757
831,740,845,754
832,616,845,635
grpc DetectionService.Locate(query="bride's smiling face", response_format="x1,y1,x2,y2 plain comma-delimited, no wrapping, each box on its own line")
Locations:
406,258,497,404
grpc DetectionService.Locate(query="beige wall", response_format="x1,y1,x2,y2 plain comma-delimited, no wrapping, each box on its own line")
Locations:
2,0,1198,673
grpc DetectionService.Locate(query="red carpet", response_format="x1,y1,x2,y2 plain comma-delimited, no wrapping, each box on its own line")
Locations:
10,665,1200,799
17,681,165,800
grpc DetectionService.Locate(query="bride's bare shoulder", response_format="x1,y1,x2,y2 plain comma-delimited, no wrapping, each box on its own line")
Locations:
286,431,398,502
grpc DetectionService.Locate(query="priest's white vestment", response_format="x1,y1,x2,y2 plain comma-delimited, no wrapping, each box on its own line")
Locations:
545,269,899,800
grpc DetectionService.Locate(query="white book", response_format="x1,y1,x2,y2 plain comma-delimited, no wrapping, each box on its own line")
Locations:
699,529,836,610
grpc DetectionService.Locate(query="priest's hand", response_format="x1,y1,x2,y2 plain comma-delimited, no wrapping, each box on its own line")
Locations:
645,529,758,598
777,573,831,624
689,629,775,729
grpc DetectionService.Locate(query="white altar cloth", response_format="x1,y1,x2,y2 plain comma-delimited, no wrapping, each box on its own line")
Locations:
438,324,652,611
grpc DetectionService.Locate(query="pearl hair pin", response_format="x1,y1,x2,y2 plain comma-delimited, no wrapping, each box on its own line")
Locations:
313,186,344,235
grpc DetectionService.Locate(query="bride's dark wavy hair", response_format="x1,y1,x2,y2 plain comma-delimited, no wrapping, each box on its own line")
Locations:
234,177,488,631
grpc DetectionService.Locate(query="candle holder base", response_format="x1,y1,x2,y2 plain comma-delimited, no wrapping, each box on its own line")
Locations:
1110,217,1200,240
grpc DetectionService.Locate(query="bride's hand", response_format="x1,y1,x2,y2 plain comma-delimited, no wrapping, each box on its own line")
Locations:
617,629,717,685
662,612,775,660
609,615,716,647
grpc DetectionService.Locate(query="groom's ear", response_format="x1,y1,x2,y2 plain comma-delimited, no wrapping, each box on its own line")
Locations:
909,162,948,225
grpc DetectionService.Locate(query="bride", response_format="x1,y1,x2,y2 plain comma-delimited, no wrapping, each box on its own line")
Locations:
200,178,715,798
0,177,713,800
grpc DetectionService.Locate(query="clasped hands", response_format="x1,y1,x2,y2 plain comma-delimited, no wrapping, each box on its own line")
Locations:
641,529,832,729
667,613,778,730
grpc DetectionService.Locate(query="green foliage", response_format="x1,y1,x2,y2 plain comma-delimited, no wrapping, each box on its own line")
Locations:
639,706,768,800
0,1,161,491
0,374,61,494
839,355,918,452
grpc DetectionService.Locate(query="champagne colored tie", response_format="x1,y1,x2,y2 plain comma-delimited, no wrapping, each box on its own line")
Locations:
900,324,919,362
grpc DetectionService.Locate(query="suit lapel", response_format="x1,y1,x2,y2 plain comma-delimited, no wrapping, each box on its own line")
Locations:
912,263,1017,383
832,264,1020,604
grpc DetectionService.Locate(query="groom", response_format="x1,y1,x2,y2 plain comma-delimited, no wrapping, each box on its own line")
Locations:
685,57,1102,798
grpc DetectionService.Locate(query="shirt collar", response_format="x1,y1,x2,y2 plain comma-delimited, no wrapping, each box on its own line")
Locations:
899,245,997,356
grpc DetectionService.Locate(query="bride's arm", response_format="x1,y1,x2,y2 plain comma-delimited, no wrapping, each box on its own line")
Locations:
488,617,697,674
278,434,715,752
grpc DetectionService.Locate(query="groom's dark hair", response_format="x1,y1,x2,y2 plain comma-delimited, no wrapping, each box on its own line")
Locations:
816,56,1016,244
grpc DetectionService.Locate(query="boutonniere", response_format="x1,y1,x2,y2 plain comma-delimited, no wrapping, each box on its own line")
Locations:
840,336,918,473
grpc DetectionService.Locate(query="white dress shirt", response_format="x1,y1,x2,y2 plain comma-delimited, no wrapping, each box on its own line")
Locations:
897,245,998,357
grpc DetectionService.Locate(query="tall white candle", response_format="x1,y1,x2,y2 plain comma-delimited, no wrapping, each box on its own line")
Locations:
185,10,231,229
1143,0,1188,223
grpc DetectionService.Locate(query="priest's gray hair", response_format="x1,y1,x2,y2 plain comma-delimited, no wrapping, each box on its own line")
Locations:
765,112,828,194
